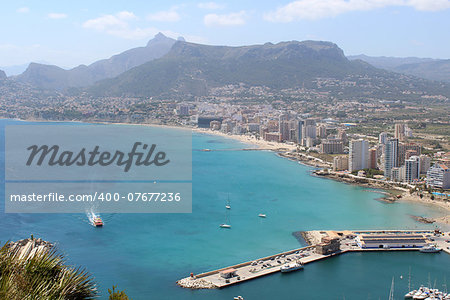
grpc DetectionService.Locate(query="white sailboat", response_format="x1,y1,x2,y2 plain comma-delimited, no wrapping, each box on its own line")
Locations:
220,208,231,228
226,194,231,209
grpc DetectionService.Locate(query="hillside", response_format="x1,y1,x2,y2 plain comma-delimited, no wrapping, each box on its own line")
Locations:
89,40,450,99
348,55,450,82
392,59,450,82
16,33,177,90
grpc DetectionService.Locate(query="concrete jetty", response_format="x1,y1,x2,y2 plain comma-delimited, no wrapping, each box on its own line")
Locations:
177,229,450,289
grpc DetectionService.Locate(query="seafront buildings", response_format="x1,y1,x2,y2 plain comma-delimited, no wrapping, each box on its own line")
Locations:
427,163,450,189
384,138,399,179
349,140,369,172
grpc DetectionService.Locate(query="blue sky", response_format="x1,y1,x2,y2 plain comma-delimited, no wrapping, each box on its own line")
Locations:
1,0,450,68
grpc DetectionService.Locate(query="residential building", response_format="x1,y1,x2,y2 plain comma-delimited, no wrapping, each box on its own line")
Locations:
384,138,399,179
394,123,405,141
419,155,431,174
398,143,421,166
264,132,282,143
333,155,348,171
316,124,327,138
404,156,420,183
320,140,344,154
427,163,450,189
297,120,304,145
279,121,290,141
391,167,404,182
349,139,369,172
337,129,348,145
379,132,388,145
369,148,377,169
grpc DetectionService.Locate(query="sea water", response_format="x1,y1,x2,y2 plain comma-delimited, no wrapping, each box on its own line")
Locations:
0,119,448,299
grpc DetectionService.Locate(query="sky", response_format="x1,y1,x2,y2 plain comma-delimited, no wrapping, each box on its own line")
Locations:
1,0,450,69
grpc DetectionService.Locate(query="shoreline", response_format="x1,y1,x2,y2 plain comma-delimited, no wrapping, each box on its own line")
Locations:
314,170,450,225
5,117,449,225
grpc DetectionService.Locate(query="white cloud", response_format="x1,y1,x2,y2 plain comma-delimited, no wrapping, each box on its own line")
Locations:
48,13,68,19
83,11,137,33
407,0,450,11
198,2,226,10
204,11,246,26
147,7,180,22
82,11,204,42
265,0,450,22
17,7,29,13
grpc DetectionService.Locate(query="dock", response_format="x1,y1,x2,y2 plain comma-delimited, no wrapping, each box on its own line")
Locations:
177,229,450,289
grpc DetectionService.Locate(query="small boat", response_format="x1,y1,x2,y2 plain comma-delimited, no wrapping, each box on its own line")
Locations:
93,217,103,227
258,213,266,218
233,296,244,300
419,244,442,253
220,208,231,228
280,261,304,273
226,195,231,209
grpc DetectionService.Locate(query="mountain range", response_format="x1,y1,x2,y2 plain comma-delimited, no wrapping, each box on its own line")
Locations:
16,33,178,90
348,54,450,82
3,33,450,100
88,39,450,99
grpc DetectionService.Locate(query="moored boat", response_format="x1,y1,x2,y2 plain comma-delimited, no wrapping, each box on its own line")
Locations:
280,261,304,273
419,244,442,253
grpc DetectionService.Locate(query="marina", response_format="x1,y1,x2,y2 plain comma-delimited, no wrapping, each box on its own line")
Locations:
177,229,450,289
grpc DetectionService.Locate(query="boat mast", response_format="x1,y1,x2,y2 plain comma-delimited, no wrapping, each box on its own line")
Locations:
408,266,411,291
388,277,394,300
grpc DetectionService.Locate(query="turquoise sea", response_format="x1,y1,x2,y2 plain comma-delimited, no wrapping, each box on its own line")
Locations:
0,119,449,299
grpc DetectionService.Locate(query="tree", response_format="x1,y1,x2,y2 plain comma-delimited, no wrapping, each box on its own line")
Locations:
108,285,131,300
0,240,97,299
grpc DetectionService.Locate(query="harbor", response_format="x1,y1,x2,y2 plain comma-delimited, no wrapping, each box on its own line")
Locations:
177,229,450,289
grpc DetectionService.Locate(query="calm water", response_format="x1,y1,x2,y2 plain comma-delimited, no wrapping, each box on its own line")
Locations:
0,119,449,300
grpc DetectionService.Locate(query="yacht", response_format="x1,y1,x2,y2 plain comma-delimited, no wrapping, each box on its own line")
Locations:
419,244,442,253
93,217,103,227
280,261,304,273
220,209,231,228
258,213,266,218
226,195,231,209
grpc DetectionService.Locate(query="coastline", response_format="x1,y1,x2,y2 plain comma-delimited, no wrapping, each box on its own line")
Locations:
6,118,449,225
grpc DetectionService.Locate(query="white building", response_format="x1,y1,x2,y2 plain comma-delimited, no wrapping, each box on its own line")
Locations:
349,139,369,172
405,156,420,183
427,163,450,189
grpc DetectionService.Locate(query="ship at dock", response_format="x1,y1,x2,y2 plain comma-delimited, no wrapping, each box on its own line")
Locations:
419,244,442,253
280,261,304,273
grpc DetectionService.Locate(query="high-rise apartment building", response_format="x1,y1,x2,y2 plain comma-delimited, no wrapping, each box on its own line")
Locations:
384,138,399,178
349,139,369,172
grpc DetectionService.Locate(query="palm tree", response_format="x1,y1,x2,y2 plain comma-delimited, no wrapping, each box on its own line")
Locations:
0,239,97,299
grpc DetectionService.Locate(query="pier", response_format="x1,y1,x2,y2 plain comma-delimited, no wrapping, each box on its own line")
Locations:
177,229,450,289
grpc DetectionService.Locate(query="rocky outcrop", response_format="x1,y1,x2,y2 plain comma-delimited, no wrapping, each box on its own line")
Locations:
6,237,53,259
177,277,217,289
